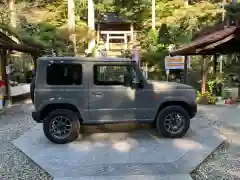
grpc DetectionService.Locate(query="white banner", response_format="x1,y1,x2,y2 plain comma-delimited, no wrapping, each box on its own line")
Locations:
165,56,190,70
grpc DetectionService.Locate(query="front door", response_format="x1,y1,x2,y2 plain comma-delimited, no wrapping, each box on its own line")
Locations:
88,63,136,123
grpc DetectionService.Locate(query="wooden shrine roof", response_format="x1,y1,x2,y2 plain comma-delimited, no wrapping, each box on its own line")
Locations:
170,25,240,56
0,31,40,55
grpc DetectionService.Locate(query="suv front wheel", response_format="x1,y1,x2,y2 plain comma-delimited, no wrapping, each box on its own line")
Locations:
43,109,80,144
156,106,190,138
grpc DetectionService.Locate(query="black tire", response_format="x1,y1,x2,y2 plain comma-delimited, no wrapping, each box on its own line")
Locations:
156,106,190,138
30,77,35,104
43,109,80,144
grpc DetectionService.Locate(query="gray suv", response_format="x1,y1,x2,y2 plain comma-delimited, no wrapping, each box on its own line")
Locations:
32,56,197,144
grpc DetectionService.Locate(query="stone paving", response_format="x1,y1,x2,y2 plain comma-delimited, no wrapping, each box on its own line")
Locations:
191,105,240,180
13,107,225,180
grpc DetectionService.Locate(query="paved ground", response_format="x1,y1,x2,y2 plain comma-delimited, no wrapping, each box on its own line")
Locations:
0,102,240,180
191,105,240,180
13,120,224,179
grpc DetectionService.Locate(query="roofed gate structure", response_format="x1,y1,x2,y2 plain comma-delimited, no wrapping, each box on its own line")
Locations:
82,12,138,57
170,25,240,97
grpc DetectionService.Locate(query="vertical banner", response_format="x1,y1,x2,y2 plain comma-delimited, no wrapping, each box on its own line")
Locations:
132,46,140,66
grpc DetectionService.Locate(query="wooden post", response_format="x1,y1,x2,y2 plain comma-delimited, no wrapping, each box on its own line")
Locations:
130,24,134,43
97,23,100,45
213,54,217,76
201,55,207,94
124,33,127,50
1,50,11,106
184,55,188,84
32,55,38,69
106,33,109,51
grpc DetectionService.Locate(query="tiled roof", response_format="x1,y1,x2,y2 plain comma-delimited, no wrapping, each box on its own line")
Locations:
171,26,239,56
81,12,130,24
102,12,130,23
0,31,39,54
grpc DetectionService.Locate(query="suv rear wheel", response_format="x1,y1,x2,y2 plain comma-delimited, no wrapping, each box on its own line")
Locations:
43,109,80,144
156,106,190,138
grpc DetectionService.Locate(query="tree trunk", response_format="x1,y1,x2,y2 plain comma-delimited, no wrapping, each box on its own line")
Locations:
87,0,95,55
152,0,155,30
68,0,76,55
8,0,16,28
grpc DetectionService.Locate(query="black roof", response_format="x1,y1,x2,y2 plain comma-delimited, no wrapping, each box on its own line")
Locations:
102,12,130,23
81,12,130,24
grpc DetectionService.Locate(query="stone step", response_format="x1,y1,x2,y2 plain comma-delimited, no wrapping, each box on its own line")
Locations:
54,174,193,180
107,51,122,57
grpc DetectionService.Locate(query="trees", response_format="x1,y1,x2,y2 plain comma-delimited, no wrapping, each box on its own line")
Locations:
0,0,224,55
0,0,232,67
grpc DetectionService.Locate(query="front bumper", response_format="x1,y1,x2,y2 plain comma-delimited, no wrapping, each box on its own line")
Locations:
32,111,42,123
189,102,197,118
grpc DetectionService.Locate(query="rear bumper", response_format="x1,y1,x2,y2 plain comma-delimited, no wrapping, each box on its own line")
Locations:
189,102,197,118
32,111,42,123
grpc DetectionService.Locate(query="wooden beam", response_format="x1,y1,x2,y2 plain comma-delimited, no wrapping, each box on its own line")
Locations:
201,56,208,94
109,36,125,39
101,31,132,35
196,34,234,53
106,33,109,51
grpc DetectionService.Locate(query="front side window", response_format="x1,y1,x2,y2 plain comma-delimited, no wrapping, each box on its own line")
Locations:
46,63,82,85
93,64,135,86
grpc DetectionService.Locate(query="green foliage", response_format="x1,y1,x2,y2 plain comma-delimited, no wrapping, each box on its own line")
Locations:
196,80,217,105
139,30,167,52
114,0,151,23
225,3,240,23
0,0,233,60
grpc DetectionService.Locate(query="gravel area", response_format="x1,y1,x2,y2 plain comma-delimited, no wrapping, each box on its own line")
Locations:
191,105,240,180
0,102,240,180
0,102,52,180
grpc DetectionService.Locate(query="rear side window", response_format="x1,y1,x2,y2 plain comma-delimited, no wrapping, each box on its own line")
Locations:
93,64,134,86
46,63,82,85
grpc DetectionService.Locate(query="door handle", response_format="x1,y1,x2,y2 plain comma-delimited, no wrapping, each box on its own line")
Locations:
92,92,102,96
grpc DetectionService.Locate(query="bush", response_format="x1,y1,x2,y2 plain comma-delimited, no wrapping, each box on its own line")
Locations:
196,91,216,105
